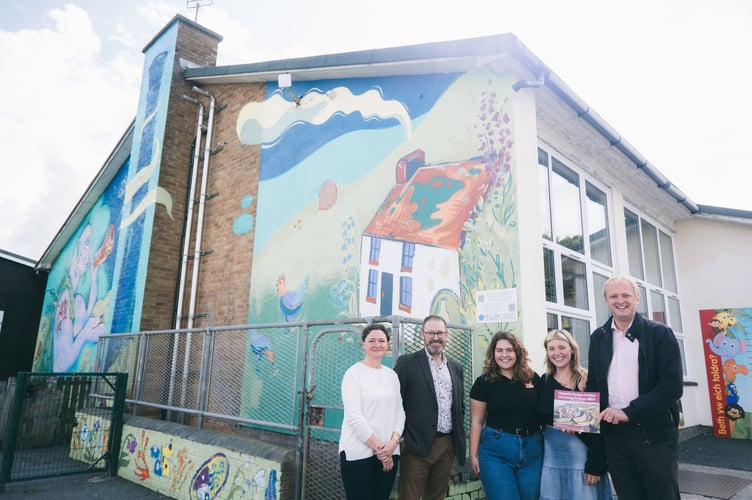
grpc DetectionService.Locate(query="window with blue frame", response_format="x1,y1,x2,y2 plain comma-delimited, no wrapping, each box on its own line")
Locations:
399,276,412,312
401,242,415,271
369,238,381,264
366,269,378,303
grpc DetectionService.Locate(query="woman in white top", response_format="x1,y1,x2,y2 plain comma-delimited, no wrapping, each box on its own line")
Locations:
339,324,406,500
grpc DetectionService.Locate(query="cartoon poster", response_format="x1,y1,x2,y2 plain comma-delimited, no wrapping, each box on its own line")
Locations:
700,308,752,439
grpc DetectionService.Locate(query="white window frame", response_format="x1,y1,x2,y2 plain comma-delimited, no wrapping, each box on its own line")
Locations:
623,206,687,376
539,147,616,364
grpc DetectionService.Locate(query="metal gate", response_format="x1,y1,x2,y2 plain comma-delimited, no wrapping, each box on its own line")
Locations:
0,372,127,491
300,320,473,499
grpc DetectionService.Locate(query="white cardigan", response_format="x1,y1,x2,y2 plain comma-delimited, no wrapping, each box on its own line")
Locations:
339,361,406,461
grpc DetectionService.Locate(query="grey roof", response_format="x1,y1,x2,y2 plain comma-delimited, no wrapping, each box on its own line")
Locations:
183,33,522,84
35,30,752,271
183,32,705,217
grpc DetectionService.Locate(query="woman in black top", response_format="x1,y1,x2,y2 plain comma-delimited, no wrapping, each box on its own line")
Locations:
469,331,543,500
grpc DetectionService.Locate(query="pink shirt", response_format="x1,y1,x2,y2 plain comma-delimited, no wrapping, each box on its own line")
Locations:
607,323,639,409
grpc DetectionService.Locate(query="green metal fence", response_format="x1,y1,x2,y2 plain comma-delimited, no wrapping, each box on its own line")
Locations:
0,372,127,491
301,319,473,499
94,316,474,499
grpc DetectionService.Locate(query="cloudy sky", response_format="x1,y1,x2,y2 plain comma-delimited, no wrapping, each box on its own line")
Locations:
1,0,750,260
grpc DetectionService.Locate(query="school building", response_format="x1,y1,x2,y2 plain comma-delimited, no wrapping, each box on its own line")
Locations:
25,13,752,498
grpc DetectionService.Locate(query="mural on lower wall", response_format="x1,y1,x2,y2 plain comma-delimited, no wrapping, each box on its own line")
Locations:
700,307,752,438
117,427,279,499
235,70,521,424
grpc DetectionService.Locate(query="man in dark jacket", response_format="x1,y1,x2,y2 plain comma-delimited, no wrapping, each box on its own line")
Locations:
394,315,466,500
586,275,683,500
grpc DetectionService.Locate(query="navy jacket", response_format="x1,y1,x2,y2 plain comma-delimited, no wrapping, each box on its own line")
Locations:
394,349,467,465
585,313,683,444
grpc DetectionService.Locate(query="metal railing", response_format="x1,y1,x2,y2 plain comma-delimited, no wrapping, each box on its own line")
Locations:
0,372,127,490
95,316,474,499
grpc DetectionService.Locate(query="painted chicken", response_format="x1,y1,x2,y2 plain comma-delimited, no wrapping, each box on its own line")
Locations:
276,273,309,322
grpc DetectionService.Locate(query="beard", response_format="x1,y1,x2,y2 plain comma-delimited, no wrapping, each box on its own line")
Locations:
426,341,444,356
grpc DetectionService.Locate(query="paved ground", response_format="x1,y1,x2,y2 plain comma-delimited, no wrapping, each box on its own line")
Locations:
0,472,169,499
678,430,752,500
2,431,751,499
680,463,752,500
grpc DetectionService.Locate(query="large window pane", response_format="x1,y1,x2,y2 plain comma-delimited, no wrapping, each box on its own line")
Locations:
561,255,588,309
668,296,683,331
544,247,556,302
659,230,677,292
547,313,558,330
676,337,688,376
625,209,644,280
586,182,612,265
551,159,584,253
637,284,649,319
561,316,591,368
540,163,552,240
650,290,666,324
592,272,609,326
641,219,662,287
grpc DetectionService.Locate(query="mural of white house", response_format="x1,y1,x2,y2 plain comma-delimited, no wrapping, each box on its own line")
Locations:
359,148,492,318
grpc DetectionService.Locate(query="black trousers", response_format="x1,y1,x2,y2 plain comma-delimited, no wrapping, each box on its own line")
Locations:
340,451,399,500
603,423,680,500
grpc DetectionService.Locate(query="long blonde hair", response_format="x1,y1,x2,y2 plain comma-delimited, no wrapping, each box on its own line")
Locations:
544,329,587,390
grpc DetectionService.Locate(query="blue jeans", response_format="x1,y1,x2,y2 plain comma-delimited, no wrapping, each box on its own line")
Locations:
478,426,543,500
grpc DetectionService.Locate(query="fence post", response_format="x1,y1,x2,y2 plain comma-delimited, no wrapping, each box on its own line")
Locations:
106,373,128,477
294,325,312,500
196,328,214,430
132,332,148,416
0,372,28,491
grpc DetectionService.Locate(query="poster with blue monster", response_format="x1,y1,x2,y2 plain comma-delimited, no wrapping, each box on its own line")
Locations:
700,308,752,439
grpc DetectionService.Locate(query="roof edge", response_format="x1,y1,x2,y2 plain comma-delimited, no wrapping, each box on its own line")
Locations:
183,33,520,81
143,13,223,54
35,120,136,270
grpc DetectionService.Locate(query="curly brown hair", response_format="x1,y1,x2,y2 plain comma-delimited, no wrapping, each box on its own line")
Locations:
483,331,533,383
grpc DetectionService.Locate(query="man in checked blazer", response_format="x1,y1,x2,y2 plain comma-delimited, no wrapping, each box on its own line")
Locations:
394,314,467,500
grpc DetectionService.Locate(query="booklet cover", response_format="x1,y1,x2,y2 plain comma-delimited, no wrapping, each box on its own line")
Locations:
553,390,601,433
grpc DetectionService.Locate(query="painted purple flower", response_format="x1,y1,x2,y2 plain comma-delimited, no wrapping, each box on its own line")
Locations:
126,436,137,454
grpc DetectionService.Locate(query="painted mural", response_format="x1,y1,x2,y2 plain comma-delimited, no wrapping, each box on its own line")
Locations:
700,307,752,439
32,25,178,372
117,426,280,499
235,70,520,423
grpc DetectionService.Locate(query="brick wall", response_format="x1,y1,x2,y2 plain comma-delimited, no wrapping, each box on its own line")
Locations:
140,18,221,332
189,83,263,328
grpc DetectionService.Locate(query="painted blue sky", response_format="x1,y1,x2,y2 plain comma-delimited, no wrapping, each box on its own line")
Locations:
259,74,458,180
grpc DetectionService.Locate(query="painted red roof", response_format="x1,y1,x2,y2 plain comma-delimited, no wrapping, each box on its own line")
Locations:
364,155,492,249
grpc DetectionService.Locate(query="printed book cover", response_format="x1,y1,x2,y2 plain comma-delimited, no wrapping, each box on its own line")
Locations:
553,390,601,433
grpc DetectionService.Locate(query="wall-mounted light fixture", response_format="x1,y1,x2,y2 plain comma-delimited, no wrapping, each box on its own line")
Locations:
278,73,302,106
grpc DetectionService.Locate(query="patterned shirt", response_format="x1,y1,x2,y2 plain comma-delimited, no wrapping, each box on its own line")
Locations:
426,349,453,433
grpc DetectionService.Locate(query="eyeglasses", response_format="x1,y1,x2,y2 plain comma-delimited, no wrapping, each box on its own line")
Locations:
424,331,448,338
